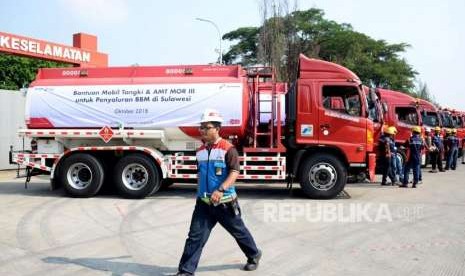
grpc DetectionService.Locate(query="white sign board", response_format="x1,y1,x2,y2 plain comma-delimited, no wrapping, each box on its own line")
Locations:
25,83,243,128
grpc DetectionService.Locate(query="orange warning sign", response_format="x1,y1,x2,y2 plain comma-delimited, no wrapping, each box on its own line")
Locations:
99,126,114,143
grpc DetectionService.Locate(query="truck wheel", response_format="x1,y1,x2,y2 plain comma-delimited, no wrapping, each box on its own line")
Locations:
113,153,161,199
299,154,346,199
60,153,104,197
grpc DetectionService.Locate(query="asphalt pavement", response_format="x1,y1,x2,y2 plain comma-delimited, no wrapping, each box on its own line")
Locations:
0,164,464,276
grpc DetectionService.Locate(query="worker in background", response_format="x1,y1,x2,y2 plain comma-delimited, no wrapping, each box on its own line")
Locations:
387,126,402,184
176,109,261,276
446,129,459,170
430,127,444,173
424,127,433,168
444,128,452,170
417,129,427,184
379,126,396,185
400,126,423,188
462,136,465,165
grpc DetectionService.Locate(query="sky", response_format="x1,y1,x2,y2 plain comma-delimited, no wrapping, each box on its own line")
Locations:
1,0,464,109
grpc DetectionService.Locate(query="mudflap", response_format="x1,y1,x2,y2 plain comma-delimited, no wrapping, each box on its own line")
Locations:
368,153,376,182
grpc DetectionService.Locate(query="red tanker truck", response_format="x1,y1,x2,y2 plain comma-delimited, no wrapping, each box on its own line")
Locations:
10,54,375,199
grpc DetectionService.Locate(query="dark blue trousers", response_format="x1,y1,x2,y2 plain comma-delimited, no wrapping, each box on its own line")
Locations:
447,148,458,170
178,198,260,274
403,160,420,185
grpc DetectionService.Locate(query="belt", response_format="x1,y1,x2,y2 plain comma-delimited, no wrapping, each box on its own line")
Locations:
199,194,237,206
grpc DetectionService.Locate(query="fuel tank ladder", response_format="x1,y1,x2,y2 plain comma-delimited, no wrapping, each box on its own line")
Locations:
245,67,285,153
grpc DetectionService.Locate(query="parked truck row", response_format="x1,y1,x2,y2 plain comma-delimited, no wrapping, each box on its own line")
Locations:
9,54,465,199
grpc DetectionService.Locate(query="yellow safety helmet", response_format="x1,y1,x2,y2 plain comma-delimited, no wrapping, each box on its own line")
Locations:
385,126,397,135
434,126,441,132
412,126,421,133
446,128,452,134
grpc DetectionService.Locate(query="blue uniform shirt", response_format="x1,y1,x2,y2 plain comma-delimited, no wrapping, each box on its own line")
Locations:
408,134,423,163
196,138,238,198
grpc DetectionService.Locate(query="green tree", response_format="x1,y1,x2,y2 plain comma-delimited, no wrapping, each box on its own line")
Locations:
223,7,417,91
222,27,260,65
413,80,437,105
0,53,70,90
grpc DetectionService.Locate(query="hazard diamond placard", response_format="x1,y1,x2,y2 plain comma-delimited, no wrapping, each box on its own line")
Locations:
99,126,114,143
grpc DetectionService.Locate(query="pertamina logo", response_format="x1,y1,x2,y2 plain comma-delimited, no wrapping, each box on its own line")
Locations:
99,126,114,143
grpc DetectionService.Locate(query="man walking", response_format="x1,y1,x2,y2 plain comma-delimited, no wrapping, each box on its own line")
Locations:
176,109,261,276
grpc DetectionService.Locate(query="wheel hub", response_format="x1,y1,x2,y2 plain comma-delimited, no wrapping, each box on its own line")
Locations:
67,162,93,190
309,162,337,191
122,164,149,191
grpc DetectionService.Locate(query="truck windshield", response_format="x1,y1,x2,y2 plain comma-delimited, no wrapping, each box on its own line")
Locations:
441,113,453,128
452,115,462,128
395,107,418,125
422,112,440,127
457,116,464,128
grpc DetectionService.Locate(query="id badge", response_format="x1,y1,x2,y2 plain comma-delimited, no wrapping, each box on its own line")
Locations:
214,161,225,176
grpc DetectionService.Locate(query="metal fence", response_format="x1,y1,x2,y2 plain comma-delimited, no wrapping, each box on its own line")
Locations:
0,90,30,170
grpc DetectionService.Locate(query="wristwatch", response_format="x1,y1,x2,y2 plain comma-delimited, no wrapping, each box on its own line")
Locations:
217,186,225,193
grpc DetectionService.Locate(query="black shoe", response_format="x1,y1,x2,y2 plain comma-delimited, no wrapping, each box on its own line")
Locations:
174,272,193,276
412,184,417,188
381,182,389,186
399,184,408,188
244,250,262,271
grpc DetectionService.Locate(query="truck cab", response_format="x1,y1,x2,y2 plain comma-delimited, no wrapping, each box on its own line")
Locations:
365,88,424,168
449,110,465,155
418,99,442,131
376,89,421,145
286,55,375,197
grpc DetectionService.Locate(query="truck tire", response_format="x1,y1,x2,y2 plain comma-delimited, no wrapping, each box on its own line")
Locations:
60,153,104,197
299,154,346,199
113,153,161,199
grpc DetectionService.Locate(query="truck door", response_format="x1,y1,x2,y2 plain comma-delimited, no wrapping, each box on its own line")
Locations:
318,83,368,163
295,81,319,144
